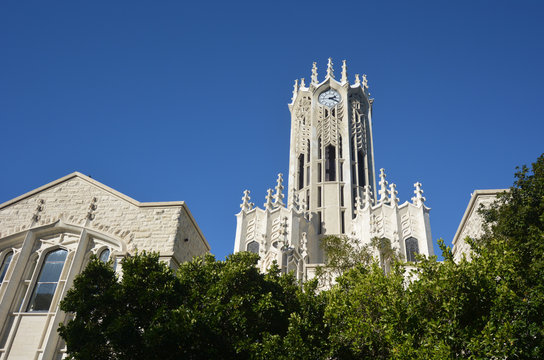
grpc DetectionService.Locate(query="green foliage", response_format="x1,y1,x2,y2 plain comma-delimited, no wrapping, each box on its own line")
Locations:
60,154,544,359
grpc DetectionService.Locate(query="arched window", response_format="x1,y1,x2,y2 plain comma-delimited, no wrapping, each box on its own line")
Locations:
325,145,336,181
405,237,419,262
0,251,13,283
99,249,110,263
247,241,259,254
27,248,68,312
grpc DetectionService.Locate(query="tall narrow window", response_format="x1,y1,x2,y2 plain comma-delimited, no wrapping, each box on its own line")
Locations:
27,249,68,312
325,145,336,181
318,163,322,182
340,186,344,206
339,136,343,158
317,212,322,234
0,251,13,283
298,154,304,190
306,166,310,186
341,211,345,234
405,237,419,262
339,162,343,181
318,138,322,159
317,186,322,207
357,150,365,187
306,140,311,163
306,190,310,210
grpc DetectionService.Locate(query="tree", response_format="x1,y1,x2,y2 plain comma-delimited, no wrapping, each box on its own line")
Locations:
59,252,302,360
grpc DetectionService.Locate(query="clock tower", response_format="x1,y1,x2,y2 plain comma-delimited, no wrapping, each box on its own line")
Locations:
234,59,433,281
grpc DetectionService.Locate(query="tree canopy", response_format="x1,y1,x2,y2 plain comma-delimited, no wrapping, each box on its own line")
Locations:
60,154,544,359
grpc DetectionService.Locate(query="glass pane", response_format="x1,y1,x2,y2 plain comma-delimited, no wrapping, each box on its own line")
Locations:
28,283,57,311
247,241,259,254
99,249,110,263
0,251,13,282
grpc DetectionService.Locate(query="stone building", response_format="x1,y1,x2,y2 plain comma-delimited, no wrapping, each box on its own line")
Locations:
234,59,434,279
0,172,209,359
452,189,506,262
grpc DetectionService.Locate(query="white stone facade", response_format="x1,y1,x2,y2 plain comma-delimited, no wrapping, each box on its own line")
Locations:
452,189,505,262
0,172,209,359
234,59,434,278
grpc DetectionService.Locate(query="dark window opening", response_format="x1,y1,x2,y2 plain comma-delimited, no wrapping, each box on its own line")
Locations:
325,109,329,117
99,249,110,264
247,241,259,254
332,108,336,117
339,136,343,158
339,162,343,181
298,154,304,190
405,237,419,262
306,190,310,210
306,140,311,163
317,186,322,207
318,138,322,159
306,166,310,186
325,145,336,181
318,163,322,182
317,212,322,234
340,186,344,207
357,150,365,187
341,211,345,234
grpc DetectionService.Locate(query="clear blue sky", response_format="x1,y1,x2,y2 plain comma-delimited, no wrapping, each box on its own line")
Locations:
1,1,543,259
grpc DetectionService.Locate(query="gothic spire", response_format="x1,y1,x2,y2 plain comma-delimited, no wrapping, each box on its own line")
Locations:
390,183,399,205
363,185,374,207
412,182,426,206
341,60,348,83
264,188,274,210
300,77,306,89
378,168,390,204
311,62,318,85
240,190,254,212
291,79,298,102
326,58,334,79
354,74,361,86
273,173,285,207
362,74,368,89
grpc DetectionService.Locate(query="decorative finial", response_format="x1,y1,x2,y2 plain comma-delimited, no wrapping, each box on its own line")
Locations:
273,173,285,207
300,232,308,259
389,183,399,205
300,78,306,89
291,79,298,102
355,194,363,210
32,199,45,222
240,190,254,212
362,74,368,89
264,189,274,210
378,168,390,204
363,185,374,207
341,60,348,83
87,197,98,220
326,58,334,79
411,182,426,206
311,62,318,85
354,74,360,86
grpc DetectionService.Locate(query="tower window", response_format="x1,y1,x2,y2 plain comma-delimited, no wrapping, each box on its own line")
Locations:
340,185,344,206
0,251,13,283
341,211,345,234
27,248,68,312
317,212,322,234
318,138,322,159
317,186,322,207
318,163,322,182
306,166,310,186
357,150,365,187
339,136,343,158
325,145,336,181
298,154,304,190
306,190,310,210
405,237,419,262
247,241,259,254
307,140,311,163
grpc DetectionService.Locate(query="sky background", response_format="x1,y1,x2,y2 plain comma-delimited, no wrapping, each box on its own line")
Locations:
1,1,543,260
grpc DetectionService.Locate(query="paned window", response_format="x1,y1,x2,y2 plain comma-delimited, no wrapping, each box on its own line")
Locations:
0,251,13,283
27,249,67,312
405,237,419,262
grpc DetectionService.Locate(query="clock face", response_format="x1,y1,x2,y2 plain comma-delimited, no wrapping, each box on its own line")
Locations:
318,89,341,107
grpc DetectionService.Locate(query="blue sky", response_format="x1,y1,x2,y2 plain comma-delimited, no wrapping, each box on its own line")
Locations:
1,1,543,259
